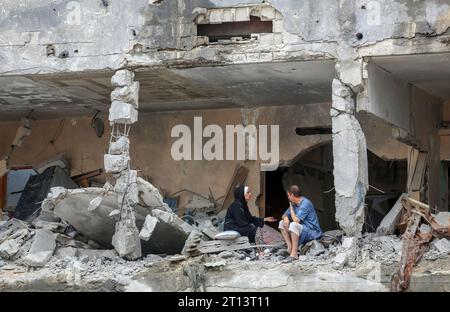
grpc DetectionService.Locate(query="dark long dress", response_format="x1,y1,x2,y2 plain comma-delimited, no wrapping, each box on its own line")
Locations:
224,186,264,243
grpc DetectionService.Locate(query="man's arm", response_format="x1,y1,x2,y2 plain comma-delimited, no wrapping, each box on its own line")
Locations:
290,203,300,223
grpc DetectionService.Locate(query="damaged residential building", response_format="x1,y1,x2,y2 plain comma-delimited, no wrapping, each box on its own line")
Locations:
0,0,450,292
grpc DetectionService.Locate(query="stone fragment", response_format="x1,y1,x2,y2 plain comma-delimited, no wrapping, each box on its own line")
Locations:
104,154,129,173
332,252,348,270
109,101,138,124
109,136,130,155
111,69,134,87
433,238,450,254
111,82,139,107
23,230,56,267
139,215,158,241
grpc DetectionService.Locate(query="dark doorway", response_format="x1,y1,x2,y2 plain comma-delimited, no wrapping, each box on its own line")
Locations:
364,151,407,232
264,143,408,234
265,167,289,229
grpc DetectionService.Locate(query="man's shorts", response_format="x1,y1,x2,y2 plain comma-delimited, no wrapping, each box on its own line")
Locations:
278,220,303,236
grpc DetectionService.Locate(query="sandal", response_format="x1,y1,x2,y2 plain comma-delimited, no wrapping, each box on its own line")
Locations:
281,256,298,263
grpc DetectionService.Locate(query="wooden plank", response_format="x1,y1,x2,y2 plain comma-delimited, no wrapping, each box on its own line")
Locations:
407,149,428,192
198,237,251,254
217,164,249,213
406,197,430,210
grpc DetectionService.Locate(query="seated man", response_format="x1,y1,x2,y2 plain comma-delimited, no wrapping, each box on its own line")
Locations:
278,185,323,260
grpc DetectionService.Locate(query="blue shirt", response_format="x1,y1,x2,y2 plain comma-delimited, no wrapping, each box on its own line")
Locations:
283,197,323,241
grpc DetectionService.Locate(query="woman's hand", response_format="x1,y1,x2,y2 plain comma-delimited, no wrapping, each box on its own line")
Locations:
264,217,277,222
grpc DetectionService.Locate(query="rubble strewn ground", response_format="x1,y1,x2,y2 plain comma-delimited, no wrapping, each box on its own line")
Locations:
1,208,449,291
1,178,449,292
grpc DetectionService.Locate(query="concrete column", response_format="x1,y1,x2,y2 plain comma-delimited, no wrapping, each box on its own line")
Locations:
331,78,368,236
105,69,141,260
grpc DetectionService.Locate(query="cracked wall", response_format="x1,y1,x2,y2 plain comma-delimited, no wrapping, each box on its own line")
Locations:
2,0,450,236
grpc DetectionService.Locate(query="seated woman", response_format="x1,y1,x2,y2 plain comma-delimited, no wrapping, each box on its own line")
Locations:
224,185,277,244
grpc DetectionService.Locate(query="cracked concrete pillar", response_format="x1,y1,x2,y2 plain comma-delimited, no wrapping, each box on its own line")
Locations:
331,78,368,236
105,69,141,260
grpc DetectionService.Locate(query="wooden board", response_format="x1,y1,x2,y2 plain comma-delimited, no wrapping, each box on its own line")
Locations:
198,237,251,254
217,164,249,213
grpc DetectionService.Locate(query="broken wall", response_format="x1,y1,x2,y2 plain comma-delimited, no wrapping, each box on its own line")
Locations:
0,102,332,217
360,62,443,210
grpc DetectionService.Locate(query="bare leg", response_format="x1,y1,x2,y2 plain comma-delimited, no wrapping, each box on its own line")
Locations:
290,232,299,259
280,225,292,254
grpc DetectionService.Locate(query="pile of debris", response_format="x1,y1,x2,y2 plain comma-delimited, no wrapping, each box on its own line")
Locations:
373,194,450,291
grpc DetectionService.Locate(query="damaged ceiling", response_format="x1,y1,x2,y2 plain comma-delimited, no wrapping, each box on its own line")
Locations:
372,52,450,101
0,60,335,121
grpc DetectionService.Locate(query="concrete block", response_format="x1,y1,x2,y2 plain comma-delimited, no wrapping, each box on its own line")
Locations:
332,252,348,269
104,154,129,173
342,237,356,249
115,170,139,206
376,194,407,236
434,238,450,254
114,170,137,194
23,229,56,267
109,101,138,125
139,215,158,241
111,82,139,107
112,219,142,260
0,239,21,259
111,69,135,87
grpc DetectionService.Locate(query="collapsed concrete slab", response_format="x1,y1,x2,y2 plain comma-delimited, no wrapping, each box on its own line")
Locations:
23,229,56,267
45,186,192,255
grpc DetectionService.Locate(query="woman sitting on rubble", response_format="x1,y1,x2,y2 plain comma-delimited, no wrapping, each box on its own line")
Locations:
224,185,277,244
